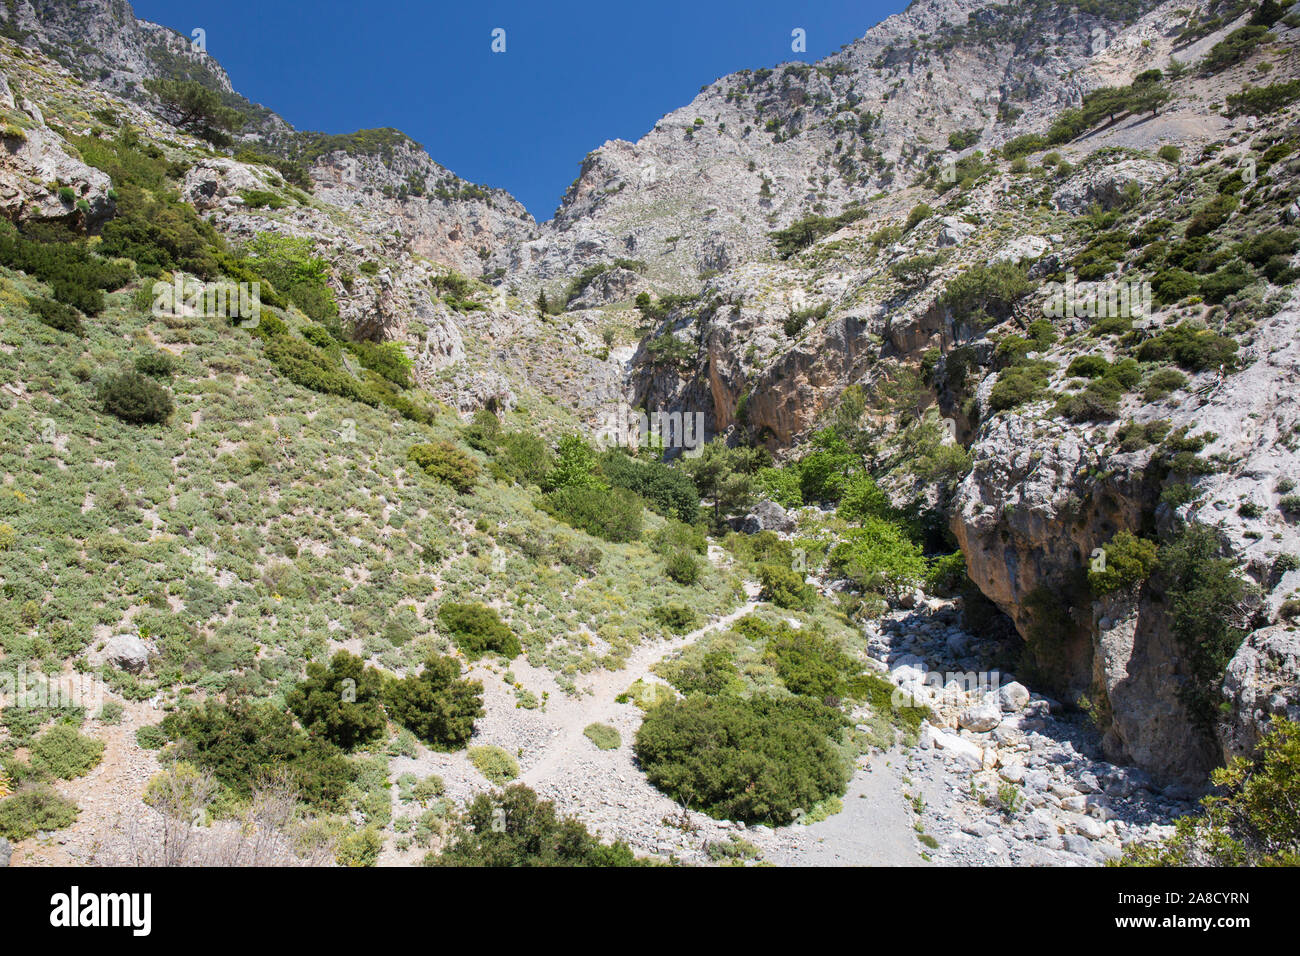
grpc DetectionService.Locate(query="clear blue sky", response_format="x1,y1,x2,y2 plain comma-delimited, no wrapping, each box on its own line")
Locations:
132,0,908,221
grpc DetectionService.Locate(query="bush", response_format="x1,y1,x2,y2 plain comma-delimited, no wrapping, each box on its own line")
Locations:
1136,322,1238,372
0,227,132,314
661,647,738,695
0,786,79,840
765,627,857,700
1184,194,1238,239
1199,260,1256,304
496,431,553,486
989,360,1052,412
385,654,484,749
1199,25,1271,75
539,485,643,542
757,563,816,610
1226,80,1300,117
29,725,105,779
26,296,83,335
754,466,802,508
98,371,173,424
407,441,479,493
468,745,519,785
940,261,1034,325
829,517,927,598
136,724,168,749
134,351,175,378
1143,368,1188,401
634,694,850,825
664,549,700,585
161,701,355,809
768,207,869,258
1160,525,1251,730
600,451,699,522
426,784,638,866
1157,144,1181,163
1066,354,1111,378
583,723,622,751
437,602,521,660
286,650,388,750
651,603,698,634
1120,717,1300,866
1088,530,1159,594
1152,267,1201,304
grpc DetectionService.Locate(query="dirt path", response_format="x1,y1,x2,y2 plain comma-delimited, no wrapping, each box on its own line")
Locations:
766,751,925,867
521,591,761,786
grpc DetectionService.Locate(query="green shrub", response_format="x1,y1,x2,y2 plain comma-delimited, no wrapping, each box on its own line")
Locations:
335,825,383,867
239,188,287,209
1157,144,1181,163
426,784,638,866
385,654,484,749
1152,267,1201,304
407,442,479,493
989,360,1052,412
26,296,84,335
661,647,738,695
1066,354,1111,378
634,694,850,825
539,485,643,542
1184,194,1238,239
1119,717,1300,866
1226,80,1300,116
0,786,79,841
829,517,927,598
98,370,173,424
135,724,168,750
437,602,521,660
1136,322,1238,372
29,725,105,779
1143,368,1188,400
161,701,355,809
134,351,175,378
765,627,856,700
0,226,132,313
468,745,519,785
757,563,816,610
583,723,622,751
600,451,699,522
664,549,701,585
1199,25,1271,75
1088,530,1159,594
496,431,553,486
1199,260,1256,303
651,603,698,634
754,466,802,508
941,261,1035,324
1160,525,1251,730
287,650,388,750
768,207,869,258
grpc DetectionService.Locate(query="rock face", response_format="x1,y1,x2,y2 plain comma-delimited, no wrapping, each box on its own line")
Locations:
101,634,153,674
1051,159,1171,214
740,500,796,535
951,287,1300,783
0,95,115,227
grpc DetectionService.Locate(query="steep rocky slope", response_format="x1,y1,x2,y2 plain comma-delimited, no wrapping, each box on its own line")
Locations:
0,0,1298,867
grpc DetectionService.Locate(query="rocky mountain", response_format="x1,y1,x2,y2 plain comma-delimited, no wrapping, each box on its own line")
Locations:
1,0,1298,867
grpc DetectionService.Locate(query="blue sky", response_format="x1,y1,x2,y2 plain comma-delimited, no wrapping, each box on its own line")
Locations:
132,0,908,220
